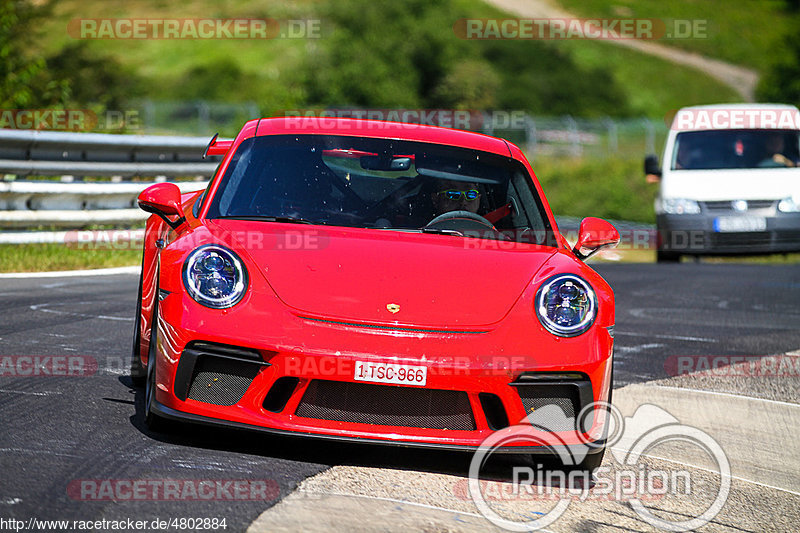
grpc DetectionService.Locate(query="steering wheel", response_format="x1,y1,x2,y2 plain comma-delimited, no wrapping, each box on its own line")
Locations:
425,210,498,232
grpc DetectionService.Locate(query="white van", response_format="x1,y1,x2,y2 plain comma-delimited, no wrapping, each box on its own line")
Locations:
645,104,800,262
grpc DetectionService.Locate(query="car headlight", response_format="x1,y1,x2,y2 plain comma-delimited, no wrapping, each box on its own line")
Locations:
182,245,248,308
661,198,701,215
778,196,800,213
535,274,597,337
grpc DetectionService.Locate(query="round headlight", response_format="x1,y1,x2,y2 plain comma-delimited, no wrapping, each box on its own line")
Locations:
535,274,597,337
182,245,248,308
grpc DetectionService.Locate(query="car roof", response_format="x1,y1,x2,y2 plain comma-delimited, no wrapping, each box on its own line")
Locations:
245,117,514,157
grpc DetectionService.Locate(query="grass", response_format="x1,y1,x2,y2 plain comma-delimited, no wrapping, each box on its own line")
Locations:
531,155,658,224
556,0,790,71
0,243,141,273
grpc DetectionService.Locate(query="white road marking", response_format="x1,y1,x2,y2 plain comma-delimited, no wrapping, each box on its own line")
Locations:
609,447,800,498
644,384,800,408
0,266,140,279
29,302,133,322
0,389,59,397
615,331,718,343
0,448,80,458
299,490,556,531
0,498,21,505
615,343,665,355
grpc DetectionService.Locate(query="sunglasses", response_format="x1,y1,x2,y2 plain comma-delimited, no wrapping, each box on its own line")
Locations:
437,189,480,201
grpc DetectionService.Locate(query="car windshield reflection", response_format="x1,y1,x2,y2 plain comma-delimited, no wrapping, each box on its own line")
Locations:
205,135,554,245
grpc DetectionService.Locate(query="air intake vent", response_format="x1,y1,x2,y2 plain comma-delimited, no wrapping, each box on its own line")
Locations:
296,380,475,430
511,374,593,432
175,341,268,405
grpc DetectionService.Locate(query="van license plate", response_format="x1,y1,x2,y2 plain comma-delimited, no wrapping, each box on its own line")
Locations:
714,216,766,233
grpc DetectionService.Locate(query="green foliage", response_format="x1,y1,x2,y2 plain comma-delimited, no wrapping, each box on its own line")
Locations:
174,59,259,101
532,156,656,223
0,0,51,108
300,0,631,116
42,42,143,110
0,1,139,112
756,7,800,106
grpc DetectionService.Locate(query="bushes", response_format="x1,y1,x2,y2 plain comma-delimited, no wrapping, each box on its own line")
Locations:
532,156,656,223
300,0,631,116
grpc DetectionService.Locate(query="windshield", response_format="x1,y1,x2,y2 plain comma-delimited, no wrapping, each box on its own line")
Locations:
672,129,800,170
205,134,554,245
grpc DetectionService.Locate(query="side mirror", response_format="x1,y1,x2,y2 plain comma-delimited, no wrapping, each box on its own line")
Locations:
644,154,662,183
138,183,185,229
573,217,620,260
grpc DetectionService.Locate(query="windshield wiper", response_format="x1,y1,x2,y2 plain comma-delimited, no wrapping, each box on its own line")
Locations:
420,227,464,237
219,215,315,225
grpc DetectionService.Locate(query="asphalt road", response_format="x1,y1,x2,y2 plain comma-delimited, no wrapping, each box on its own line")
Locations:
0,262,798,531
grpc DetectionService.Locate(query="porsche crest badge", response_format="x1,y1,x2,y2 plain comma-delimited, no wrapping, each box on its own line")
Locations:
386,303,400,314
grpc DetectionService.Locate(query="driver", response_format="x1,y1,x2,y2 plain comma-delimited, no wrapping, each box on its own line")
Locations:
431,179,481,215
758,133,795,167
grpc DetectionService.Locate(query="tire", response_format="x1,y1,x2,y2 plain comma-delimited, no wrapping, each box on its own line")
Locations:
130,270,146,387
574,447,605,473
144,290,166,432
656,250,680,263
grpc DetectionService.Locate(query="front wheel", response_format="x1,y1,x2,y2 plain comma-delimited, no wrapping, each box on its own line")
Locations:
143,293,166,432
656,250,680,263
130,272,146,386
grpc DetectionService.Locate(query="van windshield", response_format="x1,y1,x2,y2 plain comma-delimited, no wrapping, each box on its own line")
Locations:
672,130,800,170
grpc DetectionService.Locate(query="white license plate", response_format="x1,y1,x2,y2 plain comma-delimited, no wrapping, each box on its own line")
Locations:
714,216,767,233
354,361,427,386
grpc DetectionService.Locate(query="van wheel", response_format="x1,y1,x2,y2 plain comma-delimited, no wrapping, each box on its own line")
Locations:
657,250,680,263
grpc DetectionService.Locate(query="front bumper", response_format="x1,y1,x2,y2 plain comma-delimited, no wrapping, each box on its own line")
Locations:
149,291,614,452
657,211,800,255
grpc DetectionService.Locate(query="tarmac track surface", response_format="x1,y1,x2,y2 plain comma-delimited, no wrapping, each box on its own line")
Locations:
0,262,798,532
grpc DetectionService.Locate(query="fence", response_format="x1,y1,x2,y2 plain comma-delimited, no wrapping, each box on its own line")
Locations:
0,113,665,243
121,101,668,159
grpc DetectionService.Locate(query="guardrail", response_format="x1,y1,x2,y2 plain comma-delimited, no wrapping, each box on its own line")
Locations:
0,129,221,177
0,130,220,239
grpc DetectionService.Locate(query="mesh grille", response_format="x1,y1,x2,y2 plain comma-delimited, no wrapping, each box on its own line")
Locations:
702,200,775,212
516,384,579,431
187,357,261,406
296,380,475,430
710,231,772,248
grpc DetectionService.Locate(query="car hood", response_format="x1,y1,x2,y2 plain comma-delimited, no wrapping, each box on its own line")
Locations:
209,221,556,328
662,168,800,201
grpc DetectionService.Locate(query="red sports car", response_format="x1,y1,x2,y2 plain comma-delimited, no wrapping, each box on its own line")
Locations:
131,118,619,471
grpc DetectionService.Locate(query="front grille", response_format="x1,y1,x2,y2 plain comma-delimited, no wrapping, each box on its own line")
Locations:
710,231,772,248
295,380,476,430
702,200,775,212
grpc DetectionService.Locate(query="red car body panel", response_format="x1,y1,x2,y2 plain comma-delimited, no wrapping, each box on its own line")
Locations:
135,118,616,451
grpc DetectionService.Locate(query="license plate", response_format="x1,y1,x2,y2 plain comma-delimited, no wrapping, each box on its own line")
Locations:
714,216,766,233
354,361,427,386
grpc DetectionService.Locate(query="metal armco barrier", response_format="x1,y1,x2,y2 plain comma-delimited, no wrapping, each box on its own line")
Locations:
0,130,222,238
0,129,221,177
